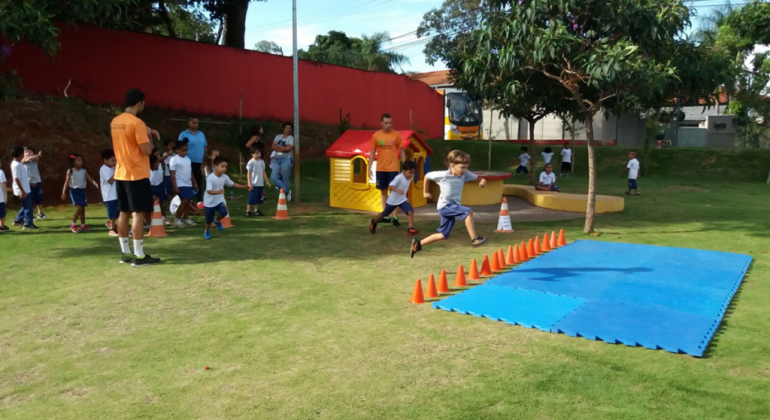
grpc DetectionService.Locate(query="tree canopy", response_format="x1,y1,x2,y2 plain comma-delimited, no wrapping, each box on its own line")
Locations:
254,40,283,55
297,31,409,73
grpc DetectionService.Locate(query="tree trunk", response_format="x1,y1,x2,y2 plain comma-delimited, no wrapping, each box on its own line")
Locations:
223,0,249,48
158,1,176,38
215,17,225,45
583,114,597,234
570,129,576,174
528,117,536,186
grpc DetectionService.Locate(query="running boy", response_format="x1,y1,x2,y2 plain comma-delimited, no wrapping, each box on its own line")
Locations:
246,145,271,217
536,163,560,192
204,156,250,239
169,139,199,227
100,149,119,236
411,150,488,258
23,147,46,219
11,146,37,230
560,142,572,177
0,160,8,232
621,151,641,196
370,160,420,236
514,146,531,176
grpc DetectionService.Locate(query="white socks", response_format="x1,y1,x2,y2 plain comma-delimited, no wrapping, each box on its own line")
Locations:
133,239,144,258
120,237,131,254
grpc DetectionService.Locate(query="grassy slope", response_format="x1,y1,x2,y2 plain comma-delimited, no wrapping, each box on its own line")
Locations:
1,143,769,419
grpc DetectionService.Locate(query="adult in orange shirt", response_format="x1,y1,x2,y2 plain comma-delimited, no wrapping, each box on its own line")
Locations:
110,88,161,267
369,113,406,223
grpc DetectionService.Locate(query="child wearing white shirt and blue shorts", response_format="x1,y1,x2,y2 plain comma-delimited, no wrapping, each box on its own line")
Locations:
515,146,531,176
369,160,420,236
203,156,250,240
621,151,641,196
169,139,199,227
536,163,560,192
100,149,119,236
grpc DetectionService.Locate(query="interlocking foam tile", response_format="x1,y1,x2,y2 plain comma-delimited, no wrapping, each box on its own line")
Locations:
432,240,752,356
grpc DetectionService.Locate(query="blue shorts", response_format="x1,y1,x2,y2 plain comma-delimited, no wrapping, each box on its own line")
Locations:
376,171,399,191
543,184,560,191
383,201,414,216
0,202,6,219
30,183,44,205
248,187,264,205
70,188,87,207
205,203,228,224
516,165,529,174
178,186,196,200
164,176,173,195
105,200,119,220
628,179,638,190
437,203,471,239
152,184,167,202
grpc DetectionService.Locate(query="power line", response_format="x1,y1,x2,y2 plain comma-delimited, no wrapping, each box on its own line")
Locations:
250,0,394,34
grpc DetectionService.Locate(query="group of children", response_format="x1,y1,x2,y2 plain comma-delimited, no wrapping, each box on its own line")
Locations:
514,142,574,192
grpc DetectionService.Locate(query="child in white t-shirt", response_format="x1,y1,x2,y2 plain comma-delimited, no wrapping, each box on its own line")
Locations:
621,151,640,196
514,146,531,176
560,142,573,177
100,149,119,236
369,160,420,236
169,139,199,228
541,147,554,167
0,160,8,232
246,146,271,217
23,147,46,219
536,163,560,192
203,156,250,240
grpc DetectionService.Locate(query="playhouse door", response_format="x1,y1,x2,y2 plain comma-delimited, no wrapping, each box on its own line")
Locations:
411,155,427,208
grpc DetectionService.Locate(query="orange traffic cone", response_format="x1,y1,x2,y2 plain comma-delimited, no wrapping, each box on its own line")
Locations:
558,229,566,247
480,255,493,276
454,264,468,287
494,198,514,233
542,233,552,252
506,245,515,265
410,279,425,304
273,189,290,220
468,259,481,281
513,244,522,264
527,239,536,258
534,236,542,254
491,252,502,272
425,274,439,299
147,199,167,237
498,248,508,268
520,242,530,261
550,230,558,249
437,270,450,294
219,203,235,228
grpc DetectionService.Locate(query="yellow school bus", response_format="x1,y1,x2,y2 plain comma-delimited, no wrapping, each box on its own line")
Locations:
439,90,484,140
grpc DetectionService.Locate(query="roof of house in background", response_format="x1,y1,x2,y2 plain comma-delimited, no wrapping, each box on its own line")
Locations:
410,70,452,87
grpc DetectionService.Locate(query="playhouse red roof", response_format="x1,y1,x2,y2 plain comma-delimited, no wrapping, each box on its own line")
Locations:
326,130,432,159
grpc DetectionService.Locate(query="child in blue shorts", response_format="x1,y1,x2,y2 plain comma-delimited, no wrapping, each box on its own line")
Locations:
150,152,170,223
411,150,489,258
246,145,271,217
23,147,46,219
100,149,119,236
514,146,531,176
370,160,420,236
203,156,250,240
169,139,199,228
0,160,7,232
61,153,99,233
535,163,560,192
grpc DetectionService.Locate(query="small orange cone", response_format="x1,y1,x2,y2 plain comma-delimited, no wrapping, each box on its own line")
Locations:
147,199,167,237
273,188,290,220
542,233,552,252
410,279,425,304
527,239,535,258
437,270,450,293
505,245,516,265
454,265,468,287
558,229,566,247
494,198,514,233
520,242,530,261
468,259,481,281
480,255,493,276
534,236,542,254
491,252,502,272
219,203,235,228
550,230,558,249
498,248,508,268
513,244,521,264
425,274,439,298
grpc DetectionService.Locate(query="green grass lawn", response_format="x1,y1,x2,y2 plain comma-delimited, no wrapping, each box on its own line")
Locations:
2,146,770,419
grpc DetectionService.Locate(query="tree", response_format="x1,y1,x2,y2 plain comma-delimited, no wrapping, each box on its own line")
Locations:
193,0,267,48
418,0,488,66
151,2,220,43
254,40,283,55
298,31,409,73
447,0,725,233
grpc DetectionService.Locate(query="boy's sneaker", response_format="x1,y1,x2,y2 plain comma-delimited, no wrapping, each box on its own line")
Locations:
382,217,392,224
80,225,92,233
104,222,112,229
13,221,22,227
164,217,174,226
0,226,9,232
23,224,39,230
215,221,224,231
205,231,212,240
132,254,161,267
408,227,420,236
70,224,79,233
37,213,47,220
625,191,631,195
109,230,119,237
274,186,280,192
410,238,422,258
287,190,292,202
174,219,185,228
246,211,253,217
471,236,489,248
369,219,377,234
120,253,135,264
255,210,265,217
393,218,401,227
263,194,269,201
183,219,196,226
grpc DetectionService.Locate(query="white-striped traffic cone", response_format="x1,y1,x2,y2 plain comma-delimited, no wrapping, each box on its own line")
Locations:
495,198,514,233
273,189,290,220
147,199,167,237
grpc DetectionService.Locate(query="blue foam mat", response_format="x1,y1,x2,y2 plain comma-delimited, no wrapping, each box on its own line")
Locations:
432,240,751,357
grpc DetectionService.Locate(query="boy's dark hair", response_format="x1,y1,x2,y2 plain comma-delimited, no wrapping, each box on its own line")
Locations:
175,138,189,149
282,121,293,129
251,123,262,136
11,146,24,158
402,160,417,171
125,88,145,107
164,138,176,147
213,156,228,166
544,147,552,153
151,147,160,155
150,154,158,165
521,146,528,152
23,146,35,152
381,113,392,121
564,142,570,147
101,149,115,160
250,145,263,155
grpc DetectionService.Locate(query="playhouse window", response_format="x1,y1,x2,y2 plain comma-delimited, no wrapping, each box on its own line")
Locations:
351,157,368,184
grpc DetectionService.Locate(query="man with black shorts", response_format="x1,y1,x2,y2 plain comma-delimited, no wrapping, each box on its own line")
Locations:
111,88,161,266
368,113,405,225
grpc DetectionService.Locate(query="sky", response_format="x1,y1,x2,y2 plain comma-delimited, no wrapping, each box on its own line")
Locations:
243,0,447,74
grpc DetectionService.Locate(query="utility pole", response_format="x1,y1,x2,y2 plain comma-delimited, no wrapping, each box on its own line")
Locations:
292,0,300,201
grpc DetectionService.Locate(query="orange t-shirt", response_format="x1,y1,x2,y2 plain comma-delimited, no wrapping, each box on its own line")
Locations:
111,113,151,181
371,130,403,172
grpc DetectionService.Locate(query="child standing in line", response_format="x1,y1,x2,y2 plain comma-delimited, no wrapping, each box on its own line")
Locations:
100,149,119,236
514,146,531,176
536,163,560,192
161,139,176,208
61,153,99,233
370,160,420,236
560,142,572,177
246,146,271,217
411,150,489,258
541,147,554,169
169,139,199,228
203,156,250,240
23,147,46,219
11,146,37,230
0,160,8,232
621,151,641,196
151,149,171,224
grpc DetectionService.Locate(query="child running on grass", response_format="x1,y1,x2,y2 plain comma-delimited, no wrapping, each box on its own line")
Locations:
100,149,119,236
246,145,271,217
61,153,99,233
621,151,641,196
411,150,489,258
169,139,199,228
204,156,250,240
0,160,8,232
23,147,46,220
370,160,420,236
536,163,560,192
514,146,531,176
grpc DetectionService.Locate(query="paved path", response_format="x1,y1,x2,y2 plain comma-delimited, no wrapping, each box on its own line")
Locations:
413,196,584,223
